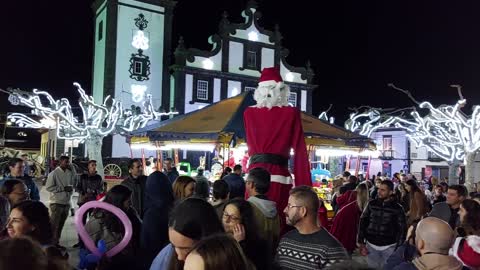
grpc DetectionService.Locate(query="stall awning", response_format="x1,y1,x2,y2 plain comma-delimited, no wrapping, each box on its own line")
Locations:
131,91,374,149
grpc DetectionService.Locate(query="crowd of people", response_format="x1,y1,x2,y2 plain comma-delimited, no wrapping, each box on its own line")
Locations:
0,155,478,270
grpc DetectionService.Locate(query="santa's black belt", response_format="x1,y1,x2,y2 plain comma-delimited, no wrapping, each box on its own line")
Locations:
249,154,288,167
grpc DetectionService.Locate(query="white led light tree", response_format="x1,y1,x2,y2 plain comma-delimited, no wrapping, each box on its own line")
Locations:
6,83,176,177
346,84,479,190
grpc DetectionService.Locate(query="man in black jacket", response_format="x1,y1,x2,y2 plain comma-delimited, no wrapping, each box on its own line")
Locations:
358,180,406,270
121,159,147,218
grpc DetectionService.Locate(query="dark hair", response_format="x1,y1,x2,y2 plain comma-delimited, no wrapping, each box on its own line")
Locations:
405,179,421,193
128,158,142,169
224,198,259,245
59,156,69,162
339,185,348,195
173,176,196,200
87,160,97,166
233,165,242,172
212,180,229,200
168,198,224,270
343,171,351,177
189,234,253,270
0,237,50,270
8,158,23,168
12,201,53,246
448,185,468,198
246,167,271,195
0,179,24,195
461,199,480,235
290,185,320,215
165,157,173,162
473,193,480,200
393,173,400,179
348,175,358,184
434,184,443,189
380,180,394,191
97,185,133,234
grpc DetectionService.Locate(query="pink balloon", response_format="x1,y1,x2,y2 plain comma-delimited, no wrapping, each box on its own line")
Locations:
75,200,133,258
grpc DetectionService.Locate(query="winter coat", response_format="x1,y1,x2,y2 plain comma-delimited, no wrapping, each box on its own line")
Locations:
194,175,210,200
76,173,103,205
121,174,147,218
330,200,362,253
358,198,407,247
2,173,41,201
164,168,179,184
335,190,357,212
248,195,280,258
141,171,174,267
223,173,246,199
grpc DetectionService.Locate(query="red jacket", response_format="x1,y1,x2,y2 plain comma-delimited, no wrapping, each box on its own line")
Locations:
336,190,357,211
330,200,362,253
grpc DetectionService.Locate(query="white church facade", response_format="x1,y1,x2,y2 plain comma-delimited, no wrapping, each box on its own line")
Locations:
91,0,316,158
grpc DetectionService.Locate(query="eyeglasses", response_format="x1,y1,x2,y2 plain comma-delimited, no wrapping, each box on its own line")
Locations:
285,204,303,211
222,212,241,222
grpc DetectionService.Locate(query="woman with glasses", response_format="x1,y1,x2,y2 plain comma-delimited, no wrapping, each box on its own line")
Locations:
222,198,269,270
0,179,30,207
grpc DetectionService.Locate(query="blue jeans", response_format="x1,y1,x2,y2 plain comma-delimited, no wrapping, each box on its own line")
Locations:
366,243,396,269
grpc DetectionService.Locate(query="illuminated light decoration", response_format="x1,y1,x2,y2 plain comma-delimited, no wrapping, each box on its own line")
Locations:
285,72,294,82
131,30,149,50
248,31,259,41
345,88,480,190
7,83,177,177
130,84,147,103
318,112,328,121
8,95,19,106
202,58,214,70
231,87,239,96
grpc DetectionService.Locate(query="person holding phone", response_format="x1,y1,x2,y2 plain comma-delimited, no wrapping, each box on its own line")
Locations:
45,156,75,247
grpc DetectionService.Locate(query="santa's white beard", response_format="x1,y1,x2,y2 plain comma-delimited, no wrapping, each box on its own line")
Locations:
253,82,290,109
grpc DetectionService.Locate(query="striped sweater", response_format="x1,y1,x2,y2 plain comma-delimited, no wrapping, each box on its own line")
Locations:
276,228,348,269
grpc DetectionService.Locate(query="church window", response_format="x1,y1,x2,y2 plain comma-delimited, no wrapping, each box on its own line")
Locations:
98,21,103,41
247,51,257,68
196,80,209,101
288,92,297,107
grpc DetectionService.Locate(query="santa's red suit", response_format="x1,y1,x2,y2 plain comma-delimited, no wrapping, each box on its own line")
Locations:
244,67,311,233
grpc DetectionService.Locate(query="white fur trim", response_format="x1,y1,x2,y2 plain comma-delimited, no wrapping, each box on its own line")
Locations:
466,235,480,253
253,81,290,109
270,175,293,185
450,237,462,257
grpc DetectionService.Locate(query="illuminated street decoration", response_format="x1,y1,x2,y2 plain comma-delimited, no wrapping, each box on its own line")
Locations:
202,58,214,70
131,30,149,50
130,84,147,102
7,83,177,176
345,85,480,190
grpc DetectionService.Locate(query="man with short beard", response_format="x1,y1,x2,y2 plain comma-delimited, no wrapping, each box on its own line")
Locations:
358,180,406,269
275,186,347,270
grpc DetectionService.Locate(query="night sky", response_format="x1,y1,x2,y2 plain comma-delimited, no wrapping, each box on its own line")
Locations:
1,0,480,122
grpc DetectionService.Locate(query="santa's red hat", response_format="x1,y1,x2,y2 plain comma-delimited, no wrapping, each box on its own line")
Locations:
259,67,283,84
452,235,480,269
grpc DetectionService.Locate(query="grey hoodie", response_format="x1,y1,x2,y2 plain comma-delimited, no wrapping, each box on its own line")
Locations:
248,195,280,258
248,196,278,218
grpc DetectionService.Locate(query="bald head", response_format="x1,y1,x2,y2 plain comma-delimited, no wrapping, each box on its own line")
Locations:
416,217,454,254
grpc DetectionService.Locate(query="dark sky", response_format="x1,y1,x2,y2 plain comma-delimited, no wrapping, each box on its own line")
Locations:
1,0,480,122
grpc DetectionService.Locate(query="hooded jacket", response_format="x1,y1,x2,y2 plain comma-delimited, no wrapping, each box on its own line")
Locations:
141,171,174,267
121,174,147,218
248,195,280,257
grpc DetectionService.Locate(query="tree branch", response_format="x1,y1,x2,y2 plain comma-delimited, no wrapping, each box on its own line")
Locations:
388,83,421,105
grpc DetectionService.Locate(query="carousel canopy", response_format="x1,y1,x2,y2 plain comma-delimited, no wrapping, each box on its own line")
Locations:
131,91,374,149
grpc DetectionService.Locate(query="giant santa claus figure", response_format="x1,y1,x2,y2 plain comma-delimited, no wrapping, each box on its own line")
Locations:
244,67,311,233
